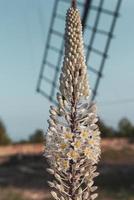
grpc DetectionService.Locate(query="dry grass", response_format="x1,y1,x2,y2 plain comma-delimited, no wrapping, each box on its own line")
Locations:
0,144,43,157
0,187,27,200
99,189,134,200
0,187,50,200
0,139,133,158
0,187,134,200
0,139,133,200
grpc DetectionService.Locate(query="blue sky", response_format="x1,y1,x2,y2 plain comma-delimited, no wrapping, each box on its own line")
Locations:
0,0,134,141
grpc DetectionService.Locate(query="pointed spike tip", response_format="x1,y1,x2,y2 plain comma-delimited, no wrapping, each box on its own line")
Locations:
71,0,77,9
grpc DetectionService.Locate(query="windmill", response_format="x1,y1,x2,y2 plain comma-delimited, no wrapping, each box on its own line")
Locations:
36,0,122,104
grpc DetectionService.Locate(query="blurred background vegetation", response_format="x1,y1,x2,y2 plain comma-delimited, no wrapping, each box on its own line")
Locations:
0,118,134,200
1,117,134,146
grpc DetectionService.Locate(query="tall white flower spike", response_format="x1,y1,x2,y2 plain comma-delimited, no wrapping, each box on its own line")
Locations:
45,1,101,199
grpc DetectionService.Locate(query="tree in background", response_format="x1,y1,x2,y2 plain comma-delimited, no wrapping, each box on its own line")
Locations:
98,120,116,138
98,118,134,138
0,120,11,145
29,129,44,143
118,118,134,138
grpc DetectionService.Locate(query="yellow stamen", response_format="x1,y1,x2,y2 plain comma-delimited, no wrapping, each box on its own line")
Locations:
88,139,94,145
62,160,69,169
67,150,79,160
64,132,73,140
81,130,89,139
73,140,81,149
84,147,92,158
60,143,67,150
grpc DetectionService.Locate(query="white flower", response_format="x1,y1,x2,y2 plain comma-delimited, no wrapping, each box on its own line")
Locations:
67,150,79,161
45,3,101,200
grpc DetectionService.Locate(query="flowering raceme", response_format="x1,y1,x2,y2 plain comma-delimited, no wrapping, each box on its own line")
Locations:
45,2,101,200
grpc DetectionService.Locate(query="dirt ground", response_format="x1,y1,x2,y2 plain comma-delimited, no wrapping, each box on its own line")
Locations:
0,139,134,200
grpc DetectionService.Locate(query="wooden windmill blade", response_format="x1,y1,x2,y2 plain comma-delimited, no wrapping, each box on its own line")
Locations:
36,0,122,104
